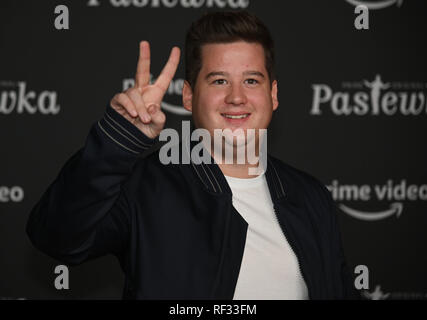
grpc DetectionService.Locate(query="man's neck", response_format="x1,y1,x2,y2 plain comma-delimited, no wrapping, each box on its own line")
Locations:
209,144,264,179
217,162,260,179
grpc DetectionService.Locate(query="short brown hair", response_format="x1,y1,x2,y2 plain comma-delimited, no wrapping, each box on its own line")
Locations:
185,11,276,88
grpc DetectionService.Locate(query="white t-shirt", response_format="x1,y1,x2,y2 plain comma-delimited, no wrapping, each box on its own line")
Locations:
225,172,308,300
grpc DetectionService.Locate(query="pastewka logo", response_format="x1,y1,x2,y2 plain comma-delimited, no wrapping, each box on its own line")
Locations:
362,285,390,300
0,81,60,115
311,74,427,117
87,0,250,9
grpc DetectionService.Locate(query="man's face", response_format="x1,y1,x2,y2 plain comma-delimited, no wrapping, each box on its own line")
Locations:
183,41,278,142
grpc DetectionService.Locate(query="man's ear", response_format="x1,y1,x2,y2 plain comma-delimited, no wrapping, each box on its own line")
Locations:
271,80,279,111
182,80,193,112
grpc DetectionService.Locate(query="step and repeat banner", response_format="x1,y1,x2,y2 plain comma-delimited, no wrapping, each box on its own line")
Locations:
1,0,426,299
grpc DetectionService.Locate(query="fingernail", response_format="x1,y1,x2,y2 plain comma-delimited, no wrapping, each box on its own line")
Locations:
143,115,151,122
148,105,155,114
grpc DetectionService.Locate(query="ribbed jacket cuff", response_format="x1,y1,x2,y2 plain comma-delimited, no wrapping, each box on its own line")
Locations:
97,104,157,154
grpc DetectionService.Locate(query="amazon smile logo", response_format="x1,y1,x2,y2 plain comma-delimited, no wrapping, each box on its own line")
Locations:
345,0,403,10
327,179,427,221
339,202,402,221
122,77,191,116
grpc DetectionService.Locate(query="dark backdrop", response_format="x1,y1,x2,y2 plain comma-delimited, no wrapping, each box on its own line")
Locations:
1,0,426,299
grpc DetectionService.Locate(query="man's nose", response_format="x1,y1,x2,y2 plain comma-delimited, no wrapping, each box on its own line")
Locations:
225,83,247,105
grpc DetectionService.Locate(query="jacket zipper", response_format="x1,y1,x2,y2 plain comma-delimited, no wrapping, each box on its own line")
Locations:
272,203,312,299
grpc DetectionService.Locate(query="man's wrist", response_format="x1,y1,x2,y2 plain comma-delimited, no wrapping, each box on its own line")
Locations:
97,104,157,154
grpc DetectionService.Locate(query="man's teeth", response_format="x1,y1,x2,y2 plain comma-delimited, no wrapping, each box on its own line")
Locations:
223,114,250,119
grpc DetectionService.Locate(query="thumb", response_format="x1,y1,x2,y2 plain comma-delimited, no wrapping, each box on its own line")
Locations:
147,103,166,129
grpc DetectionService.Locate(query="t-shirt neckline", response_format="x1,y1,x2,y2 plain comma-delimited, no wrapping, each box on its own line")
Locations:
224,172,266,189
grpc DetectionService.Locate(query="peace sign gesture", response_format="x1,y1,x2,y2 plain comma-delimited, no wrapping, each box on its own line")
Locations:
110,41,181,139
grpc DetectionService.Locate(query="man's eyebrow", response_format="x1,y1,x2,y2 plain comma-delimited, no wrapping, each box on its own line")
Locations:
243,71,265,78
205,71,229,79
204,71,265,79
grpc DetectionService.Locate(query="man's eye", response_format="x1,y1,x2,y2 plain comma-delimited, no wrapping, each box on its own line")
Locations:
213,79,227,85
245,79,259,85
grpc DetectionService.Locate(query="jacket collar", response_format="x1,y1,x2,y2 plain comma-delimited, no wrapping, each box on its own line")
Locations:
185,138,286,201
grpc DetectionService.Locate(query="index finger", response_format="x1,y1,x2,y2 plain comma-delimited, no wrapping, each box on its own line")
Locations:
135,41,151,89
154,46,181,92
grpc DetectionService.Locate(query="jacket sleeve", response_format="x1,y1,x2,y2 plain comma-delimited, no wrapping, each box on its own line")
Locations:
322,185,361,300
26,105,157,266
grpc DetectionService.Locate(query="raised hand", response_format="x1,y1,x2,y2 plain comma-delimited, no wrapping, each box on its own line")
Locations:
110,41,181,139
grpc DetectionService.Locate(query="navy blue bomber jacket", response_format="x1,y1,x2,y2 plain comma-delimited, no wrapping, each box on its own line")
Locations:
26,105,358,299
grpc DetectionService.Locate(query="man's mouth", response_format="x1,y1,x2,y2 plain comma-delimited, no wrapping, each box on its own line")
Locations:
221,113,251,119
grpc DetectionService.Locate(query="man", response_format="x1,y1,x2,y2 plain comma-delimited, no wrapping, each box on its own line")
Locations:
26,11,357,299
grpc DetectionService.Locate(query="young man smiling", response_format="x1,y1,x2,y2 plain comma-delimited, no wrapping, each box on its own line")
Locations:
182,40,274,178
27,11,357,299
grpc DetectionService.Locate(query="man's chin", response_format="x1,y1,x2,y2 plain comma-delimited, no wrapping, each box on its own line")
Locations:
225,130,257,148
207,125,259,148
